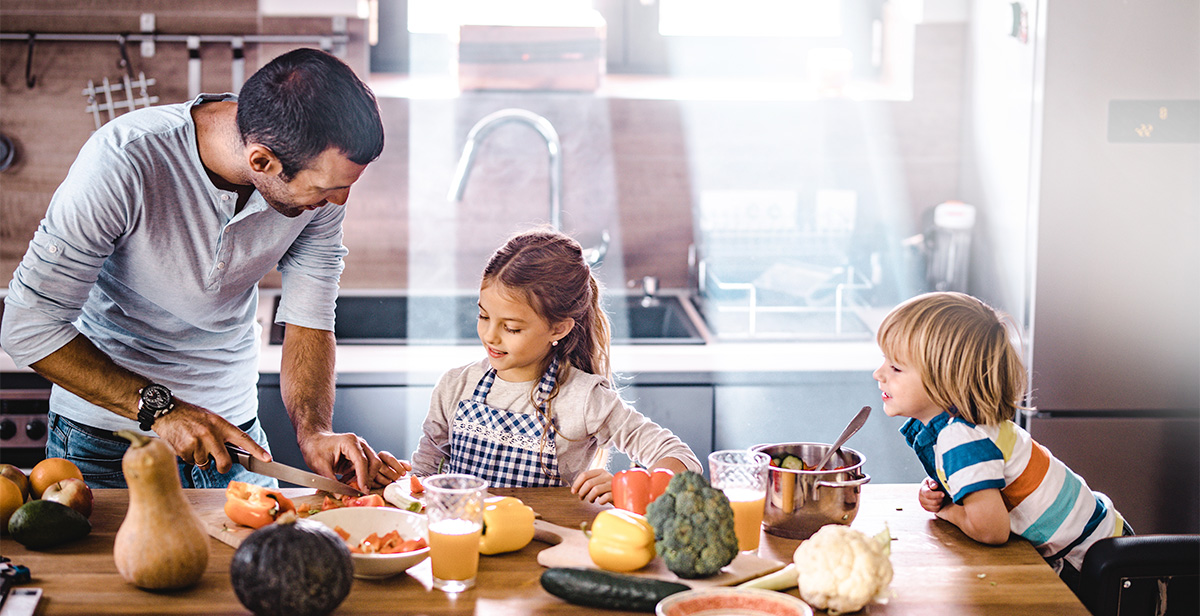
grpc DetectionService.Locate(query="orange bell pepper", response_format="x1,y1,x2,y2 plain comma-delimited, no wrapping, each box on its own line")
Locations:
224,481,297,529
612,468,674,515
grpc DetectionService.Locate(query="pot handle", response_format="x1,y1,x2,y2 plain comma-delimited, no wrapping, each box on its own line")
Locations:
814,473,871,490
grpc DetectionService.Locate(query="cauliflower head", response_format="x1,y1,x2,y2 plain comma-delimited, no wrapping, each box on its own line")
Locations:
645,471,739,579
793,524,893,614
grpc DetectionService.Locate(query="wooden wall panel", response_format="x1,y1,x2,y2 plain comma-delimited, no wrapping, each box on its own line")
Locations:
0,2,368,283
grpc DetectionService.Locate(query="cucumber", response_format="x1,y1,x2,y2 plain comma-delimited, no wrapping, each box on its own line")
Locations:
780,455,806,470
540,567,691,612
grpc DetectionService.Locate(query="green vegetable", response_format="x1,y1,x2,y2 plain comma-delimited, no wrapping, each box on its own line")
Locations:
645,471,739,579
230,512,353,616
540,567,690,612
8,499,91,549
780,455,806,470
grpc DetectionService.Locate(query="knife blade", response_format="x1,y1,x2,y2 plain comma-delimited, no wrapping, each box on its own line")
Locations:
225,444,362,497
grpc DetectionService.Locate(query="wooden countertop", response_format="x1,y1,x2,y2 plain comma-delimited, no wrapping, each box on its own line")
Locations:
1,484,1090,615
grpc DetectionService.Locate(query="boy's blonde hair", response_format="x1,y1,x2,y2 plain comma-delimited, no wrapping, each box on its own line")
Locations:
876,292,1030,425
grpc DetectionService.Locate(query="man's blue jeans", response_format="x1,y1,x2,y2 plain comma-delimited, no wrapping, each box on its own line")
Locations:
47,411,278,489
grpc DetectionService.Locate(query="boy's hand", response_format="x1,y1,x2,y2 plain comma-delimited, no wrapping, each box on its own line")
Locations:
918,476,949,513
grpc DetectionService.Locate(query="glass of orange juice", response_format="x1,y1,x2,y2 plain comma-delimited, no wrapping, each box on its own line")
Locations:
424,474,488,592
708,450,769,552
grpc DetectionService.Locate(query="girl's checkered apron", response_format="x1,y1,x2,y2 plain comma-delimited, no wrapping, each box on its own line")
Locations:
447,357,563,487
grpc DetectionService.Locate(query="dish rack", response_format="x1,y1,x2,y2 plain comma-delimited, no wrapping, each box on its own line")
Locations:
692,228,874,340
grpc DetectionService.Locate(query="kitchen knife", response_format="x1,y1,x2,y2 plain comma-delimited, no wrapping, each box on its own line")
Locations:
225,444,362,497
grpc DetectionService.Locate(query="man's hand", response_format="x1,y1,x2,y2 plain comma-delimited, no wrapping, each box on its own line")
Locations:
152,401,271,473
297,432,409,491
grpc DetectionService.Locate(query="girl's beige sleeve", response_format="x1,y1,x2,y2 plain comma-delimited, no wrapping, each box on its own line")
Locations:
585,385,703,473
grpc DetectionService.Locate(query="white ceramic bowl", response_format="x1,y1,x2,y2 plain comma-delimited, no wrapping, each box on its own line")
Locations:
656,588,814,616
308,506,430,579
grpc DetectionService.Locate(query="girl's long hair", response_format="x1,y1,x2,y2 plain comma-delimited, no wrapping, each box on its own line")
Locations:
876,291,1030,425
481,228,613,466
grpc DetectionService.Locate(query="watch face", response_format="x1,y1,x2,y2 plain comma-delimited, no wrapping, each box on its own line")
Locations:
141,384,172,411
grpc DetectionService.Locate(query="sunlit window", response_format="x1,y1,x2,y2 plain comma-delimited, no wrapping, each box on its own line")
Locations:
658,0,842,37
408,0,595,34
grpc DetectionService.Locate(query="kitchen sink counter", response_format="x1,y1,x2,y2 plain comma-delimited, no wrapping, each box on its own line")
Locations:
253,289,885,384
0,294,884,380
255,339,883,385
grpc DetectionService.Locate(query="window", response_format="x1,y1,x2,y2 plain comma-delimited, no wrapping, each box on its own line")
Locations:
372,0,917,100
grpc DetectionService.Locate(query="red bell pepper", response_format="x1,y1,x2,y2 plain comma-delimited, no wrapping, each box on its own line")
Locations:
612,468,674,515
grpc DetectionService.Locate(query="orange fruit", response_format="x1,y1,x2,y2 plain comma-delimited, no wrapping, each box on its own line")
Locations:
0,464,30,501
1,476,22,531
29,458,84,499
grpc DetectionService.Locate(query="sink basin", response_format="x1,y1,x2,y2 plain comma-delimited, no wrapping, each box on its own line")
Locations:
268,293,705,345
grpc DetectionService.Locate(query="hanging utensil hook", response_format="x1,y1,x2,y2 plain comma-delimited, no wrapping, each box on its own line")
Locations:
117,34,135,79
24,33,37,89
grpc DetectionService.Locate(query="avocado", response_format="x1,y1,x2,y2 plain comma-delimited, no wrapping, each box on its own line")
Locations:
8,499,91,549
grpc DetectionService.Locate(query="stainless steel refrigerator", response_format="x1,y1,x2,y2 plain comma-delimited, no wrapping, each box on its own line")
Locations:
964,0,1198,534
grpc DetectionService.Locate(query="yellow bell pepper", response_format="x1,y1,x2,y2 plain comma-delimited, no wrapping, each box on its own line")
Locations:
587,508,656,572
478,496,536,555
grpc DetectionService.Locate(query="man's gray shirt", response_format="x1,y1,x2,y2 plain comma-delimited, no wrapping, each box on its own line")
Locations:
1,94,348,433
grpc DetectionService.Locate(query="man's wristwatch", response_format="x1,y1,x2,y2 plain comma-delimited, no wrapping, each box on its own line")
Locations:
137,383,175,431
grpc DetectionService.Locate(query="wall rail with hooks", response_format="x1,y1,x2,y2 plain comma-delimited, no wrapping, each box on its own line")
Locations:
5,30,352,98
0,32,348,49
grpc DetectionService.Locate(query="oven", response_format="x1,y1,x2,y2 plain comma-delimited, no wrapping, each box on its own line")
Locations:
0,373,51,469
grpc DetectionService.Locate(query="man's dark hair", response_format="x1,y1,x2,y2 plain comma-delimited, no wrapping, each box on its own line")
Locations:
237,48,384,180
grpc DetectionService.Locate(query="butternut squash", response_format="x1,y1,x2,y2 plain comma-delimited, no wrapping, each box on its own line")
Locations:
113,431,209,589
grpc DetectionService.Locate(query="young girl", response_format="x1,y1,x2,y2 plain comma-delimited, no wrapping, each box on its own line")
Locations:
873,291,1128,585
409,228,701,503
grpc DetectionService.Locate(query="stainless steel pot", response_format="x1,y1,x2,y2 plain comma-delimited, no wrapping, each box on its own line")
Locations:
751,442,870,540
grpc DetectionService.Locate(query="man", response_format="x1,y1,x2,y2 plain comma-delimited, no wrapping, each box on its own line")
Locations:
1,48,407,490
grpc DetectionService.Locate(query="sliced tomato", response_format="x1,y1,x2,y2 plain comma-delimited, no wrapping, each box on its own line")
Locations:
397,537,427,553
375,531,403,553
343,493,386,508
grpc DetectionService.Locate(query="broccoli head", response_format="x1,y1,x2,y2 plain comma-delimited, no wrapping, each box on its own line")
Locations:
645,471,739,578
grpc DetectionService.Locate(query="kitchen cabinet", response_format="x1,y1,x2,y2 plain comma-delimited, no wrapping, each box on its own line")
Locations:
712,372,925,484
605,383,714,471
257,378,432,471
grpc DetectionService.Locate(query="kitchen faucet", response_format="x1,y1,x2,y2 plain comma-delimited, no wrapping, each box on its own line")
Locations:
447,108,609,267
447,108,563,230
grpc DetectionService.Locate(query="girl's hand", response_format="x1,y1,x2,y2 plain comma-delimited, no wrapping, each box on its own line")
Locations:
368,451,412,489
571,468,614,505
919,476,949,513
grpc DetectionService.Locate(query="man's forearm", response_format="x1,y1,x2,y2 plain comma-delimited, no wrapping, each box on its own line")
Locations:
279,323,337,441
29,334,151,421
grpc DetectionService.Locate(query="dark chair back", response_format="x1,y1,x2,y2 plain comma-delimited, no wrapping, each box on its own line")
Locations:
1078,534,1200,616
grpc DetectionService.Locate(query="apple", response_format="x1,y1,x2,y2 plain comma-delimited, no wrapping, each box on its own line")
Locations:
41,477,93,519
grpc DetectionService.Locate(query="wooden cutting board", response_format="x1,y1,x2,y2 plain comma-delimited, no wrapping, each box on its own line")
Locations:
533,519,785,588
199,491,329,549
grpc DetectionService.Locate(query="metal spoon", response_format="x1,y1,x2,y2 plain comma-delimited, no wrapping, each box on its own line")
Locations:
814,405,872,471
